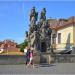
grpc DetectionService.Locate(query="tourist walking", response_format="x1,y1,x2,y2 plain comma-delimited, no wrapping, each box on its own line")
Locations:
24,47,29,65
26,47,34,68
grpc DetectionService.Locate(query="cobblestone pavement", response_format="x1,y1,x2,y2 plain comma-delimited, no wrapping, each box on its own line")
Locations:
0,63,75,74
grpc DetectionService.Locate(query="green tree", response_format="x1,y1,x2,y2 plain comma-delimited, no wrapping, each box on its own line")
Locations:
19,39,28,52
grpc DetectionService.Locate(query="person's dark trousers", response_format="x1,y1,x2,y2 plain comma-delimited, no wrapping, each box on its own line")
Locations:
25,56,29,65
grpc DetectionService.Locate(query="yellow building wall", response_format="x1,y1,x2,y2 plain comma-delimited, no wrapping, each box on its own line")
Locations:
73,25,75,45
56,25,73,49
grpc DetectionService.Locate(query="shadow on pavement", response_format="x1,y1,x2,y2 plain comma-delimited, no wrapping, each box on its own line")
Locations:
39,63,56,67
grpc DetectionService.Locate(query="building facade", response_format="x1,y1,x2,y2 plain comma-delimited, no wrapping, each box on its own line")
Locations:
0,39,22,55
49,16,75,53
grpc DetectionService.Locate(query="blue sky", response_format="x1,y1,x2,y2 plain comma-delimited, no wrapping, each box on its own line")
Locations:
0,1,75,44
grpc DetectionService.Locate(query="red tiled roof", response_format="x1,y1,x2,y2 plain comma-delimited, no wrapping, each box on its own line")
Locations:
52,21,75,30
50,16,75,30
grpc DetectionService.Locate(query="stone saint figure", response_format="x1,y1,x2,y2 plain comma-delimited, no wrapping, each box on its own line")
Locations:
25,31,28,37
40,8,46,21
30,7,38,25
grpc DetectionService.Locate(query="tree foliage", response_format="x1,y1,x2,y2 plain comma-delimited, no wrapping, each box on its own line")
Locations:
19,39,28,52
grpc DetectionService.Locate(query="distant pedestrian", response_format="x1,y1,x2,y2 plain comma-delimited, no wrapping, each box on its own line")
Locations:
24,47,28,55
26,47,34,68
24,47,29,65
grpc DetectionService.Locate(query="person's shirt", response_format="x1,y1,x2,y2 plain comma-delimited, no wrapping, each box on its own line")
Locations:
24,48,27,55
29,51,33,58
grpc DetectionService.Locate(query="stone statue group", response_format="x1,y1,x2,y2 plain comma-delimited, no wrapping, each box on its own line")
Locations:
26,6,52,36
30,6,46,26
26,7,52,52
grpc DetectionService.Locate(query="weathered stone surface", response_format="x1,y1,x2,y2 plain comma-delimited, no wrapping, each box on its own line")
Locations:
27,7,54,53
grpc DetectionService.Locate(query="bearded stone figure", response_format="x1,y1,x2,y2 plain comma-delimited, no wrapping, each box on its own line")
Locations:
40,8,46,21
30,7,38,26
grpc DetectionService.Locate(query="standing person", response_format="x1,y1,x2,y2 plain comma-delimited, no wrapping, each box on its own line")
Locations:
26,47,34,68
24,47,29,65
24,47,28,55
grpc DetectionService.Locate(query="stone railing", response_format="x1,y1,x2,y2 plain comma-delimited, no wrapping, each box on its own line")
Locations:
51,54,75,63
0,53,75,64
0,55,26,64
35,53,75,63
0,54,40,65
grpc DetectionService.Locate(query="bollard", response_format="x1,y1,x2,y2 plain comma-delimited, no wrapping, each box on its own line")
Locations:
48,55,51,64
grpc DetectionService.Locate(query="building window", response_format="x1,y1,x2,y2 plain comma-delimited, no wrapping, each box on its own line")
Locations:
58,33,61,44
52,34,56,44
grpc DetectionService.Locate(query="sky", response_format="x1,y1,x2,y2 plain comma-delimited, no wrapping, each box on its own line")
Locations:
0,1,75,44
